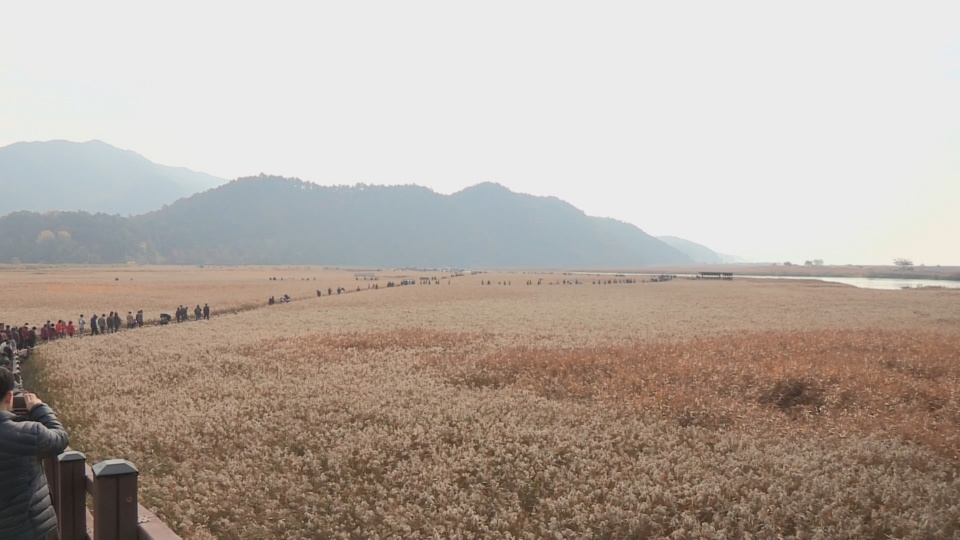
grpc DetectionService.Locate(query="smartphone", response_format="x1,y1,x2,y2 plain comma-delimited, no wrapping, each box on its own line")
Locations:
12,393,28,415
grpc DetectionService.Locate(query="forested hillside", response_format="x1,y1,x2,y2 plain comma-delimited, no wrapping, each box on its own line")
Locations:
0,176,691,267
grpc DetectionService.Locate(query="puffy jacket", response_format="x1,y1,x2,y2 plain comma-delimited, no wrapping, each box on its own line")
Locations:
0,404,69,540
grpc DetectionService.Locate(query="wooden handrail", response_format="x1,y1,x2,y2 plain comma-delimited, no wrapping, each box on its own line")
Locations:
45,450,182,540
20,345,182,539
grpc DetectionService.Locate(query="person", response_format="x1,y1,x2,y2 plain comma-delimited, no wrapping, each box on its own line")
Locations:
77,315,85,338
66,321,75,338
0,367,69,539
126,311,135,330
202,304,210,320
136,310,143,328
0,340,12,371
90,314,98,336
194,305,202,321
5,326,17,350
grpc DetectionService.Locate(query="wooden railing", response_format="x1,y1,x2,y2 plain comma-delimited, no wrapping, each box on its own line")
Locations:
14,349,181,538
43,450,181,540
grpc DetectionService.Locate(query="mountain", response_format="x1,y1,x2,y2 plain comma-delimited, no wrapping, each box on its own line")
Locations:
717,252,748,264
0,140,225,216
0,176,693,267
658,235,731,264
442,183,686,267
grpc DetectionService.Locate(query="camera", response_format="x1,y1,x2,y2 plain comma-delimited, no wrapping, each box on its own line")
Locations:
12,392,29,416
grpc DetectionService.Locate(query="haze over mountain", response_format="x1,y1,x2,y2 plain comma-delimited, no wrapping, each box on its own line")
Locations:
0,140,737,266
0,176,695,267
0,140,224,216
658,236,734,264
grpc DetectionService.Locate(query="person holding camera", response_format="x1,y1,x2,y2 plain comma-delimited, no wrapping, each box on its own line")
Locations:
0,367,69,540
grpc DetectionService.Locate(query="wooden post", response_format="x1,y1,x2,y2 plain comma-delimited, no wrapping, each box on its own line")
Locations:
44,455,59,512
57,451,88,540
92,459,139,540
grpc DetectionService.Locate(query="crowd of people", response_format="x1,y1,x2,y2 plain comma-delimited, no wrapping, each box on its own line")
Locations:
0,311,142,352
164,304,210,323
0,300,220,537
0,304,214,363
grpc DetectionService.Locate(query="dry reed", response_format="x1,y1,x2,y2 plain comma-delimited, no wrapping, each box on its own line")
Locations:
10,267,960,539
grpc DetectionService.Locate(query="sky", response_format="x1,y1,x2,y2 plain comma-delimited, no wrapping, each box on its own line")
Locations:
2,1,958,265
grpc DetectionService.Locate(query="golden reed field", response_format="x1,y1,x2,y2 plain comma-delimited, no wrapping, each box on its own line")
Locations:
4,265,960,539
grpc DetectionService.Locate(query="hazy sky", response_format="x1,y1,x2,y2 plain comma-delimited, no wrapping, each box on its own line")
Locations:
2,2,958,265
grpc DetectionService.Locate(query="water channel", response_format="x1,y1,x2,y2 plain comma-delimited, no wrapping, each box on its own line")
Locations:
738,275,960,290
571,272,960,291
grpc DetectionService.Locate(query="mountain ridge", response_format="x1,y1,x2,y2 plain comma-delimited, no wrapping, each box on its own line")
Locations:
0,140,739,266
659,236,727,264
0,140,225,216
0,175,694,267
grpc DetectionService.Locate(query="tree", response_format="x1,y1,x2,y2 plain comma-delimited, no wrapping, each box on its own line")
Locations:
894,258,914,270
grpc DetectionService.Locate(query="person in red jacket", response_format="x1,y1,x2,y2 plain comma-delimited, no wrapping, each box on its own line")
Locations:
66,321,75,338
